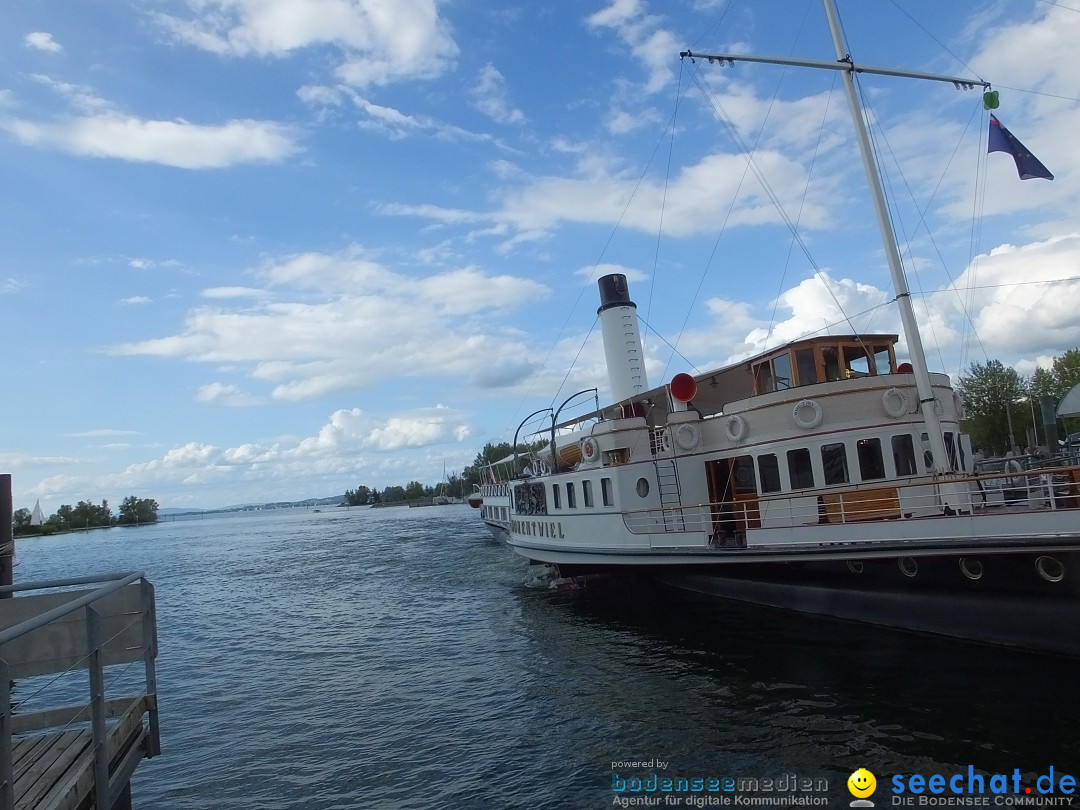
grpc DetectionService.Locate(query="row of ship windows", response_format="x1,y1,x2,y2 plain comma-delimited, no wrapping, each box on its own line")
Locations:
732,431,965,495
551,477,615,510
483,505,509,522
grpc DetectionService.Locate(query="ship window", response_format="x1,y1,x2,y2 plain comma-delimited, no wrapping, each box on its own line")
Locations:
857,438,886,481
757,454,782,493
795,349,818,386
944,432,959,471
920,433,933,469
583,479,594,507
821,443,849,485
872,345,892,375
567,482,577,509
733,455,757,494
787,448,815,490
823,346,841,382
892,434,917,476
754,361,775,393
843,345,871,378
773,353,793,390
601,477,613,506
636,478,650,498
552,483,561,510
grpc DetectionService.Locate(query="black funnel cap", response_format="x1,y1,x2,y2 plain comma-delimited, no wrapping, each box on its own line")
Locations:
597,273,636,314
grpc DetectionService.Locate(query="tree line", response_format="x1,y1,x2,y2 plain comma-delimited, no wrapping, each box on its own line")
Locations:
13,495,160,536
344,441,538,506
958,347,1080,456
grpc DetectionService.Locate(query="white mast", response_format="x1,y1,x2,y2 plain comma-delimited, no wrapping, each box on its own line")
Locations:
682,1,989,474
820,0,949,473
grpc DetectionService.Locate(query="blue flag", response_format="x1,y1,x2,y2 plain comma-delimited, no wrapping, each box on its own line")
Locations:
988,114,1054,180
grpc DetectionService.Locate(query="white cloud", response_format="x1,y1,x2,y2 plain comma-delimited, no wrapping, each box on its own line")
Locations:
5,114,300,169
586,0,677,95
156,0,459,89
106,248,549,400
66,429,140,438
470,64,524,125
120,296,152,305
201,286,270,299
25,32,62,53
196,382,264,407
384,149,828,249
1,278,26,294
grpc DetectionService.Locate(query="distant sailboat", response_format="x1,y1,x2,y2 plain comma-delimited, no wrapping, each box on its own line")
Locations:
30,499,45,526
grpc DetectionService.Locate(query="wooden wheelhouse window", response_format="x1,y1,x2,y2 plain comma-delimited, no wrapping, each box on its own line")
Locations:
843,345,871,377
872,345,893,375
795,349,818,386
754,361,775,393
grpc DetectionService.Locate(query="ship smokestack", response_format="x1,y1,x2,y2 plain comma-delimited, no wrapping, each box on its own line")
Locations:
597,273,649,404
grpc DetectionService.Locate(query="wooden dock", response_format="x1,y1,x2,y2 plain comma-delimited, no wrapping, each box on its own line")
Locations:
1,573,161,810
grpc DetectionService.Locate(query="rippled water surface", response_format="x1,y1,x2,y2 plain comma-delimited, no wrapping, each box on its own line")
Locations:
14,506,1080,809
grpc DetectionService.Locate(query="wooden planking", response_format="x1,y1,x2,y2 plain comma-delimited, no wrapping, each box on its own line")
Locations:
13,730,92,810
10,697,154,810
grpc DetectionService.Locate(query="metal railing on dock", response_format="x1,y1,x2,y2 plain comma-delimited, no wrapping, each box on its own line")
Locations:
0,572,160,810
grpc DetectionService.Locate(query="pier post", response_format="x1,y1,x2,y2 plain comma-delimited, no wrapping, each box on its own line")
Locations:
0,475,12,597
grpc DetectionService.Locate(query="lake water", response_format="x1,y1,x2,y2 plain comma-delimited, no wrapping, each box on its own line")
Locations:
12,506,1080,809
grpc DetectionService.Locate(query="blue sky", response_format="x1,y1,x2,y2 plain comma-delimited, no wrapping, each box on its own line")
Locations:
3,0,1078,511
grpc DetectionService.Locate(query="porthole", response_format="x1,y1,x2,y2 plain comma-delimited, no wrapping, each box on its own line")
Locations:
1036,555,1065,583
959,558,983,581
636,478,650,498
846,560,864,575
898,556,918,578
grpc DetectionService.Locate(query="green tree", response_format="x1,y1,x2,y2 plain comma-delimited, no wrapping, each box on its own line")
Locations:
344,485,372,506
404,480,425,500
13,508,31,529
957,360,1028,455
381,485,406,503
1029,348,1080,401
47,500,112,530
462,441,515,489
117,496,159,526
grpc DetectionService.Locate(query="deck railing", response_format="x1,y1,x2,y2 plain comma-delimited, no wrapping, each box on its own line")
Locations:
622,465,1080,537
0,571,160,810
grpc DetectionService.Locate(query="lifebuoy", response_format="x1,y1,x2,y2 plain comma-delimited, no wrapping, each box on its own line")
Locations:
882,387,909,419
674,422,700,450
725,414,747,442
582,438,599,461
792,399,823,429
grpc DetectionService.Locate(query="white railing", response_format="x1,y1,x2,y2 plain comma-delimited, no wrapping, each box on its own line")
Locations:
621,465,1080,536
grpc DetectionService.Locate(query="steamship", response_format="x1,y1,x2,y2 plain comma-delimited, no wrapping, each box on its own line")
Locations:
470,0,1080,655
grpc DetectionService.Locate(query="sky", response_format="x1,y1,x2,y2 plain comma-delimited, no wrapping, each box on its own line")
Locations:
2,0,1079,512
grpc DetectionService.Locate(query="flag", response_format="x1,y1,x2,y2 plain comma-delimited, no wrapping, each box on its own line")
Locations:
988,114,1054,180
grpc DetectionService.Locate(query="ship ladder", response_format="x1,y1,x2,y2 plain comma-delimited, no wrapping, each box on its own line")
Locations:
654,458,685,531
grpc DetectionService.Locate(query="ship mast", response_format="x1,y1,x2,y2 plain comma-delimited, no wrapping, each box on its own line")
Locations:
682,0,989,475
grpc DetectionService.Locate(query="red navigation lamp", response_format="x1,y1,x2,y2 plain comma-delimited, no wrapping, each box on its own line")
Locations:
670,373,698,403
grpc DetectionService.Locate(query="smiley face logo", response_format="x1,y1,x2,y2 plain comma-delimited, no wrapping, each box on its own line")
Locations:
848,768,877,798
